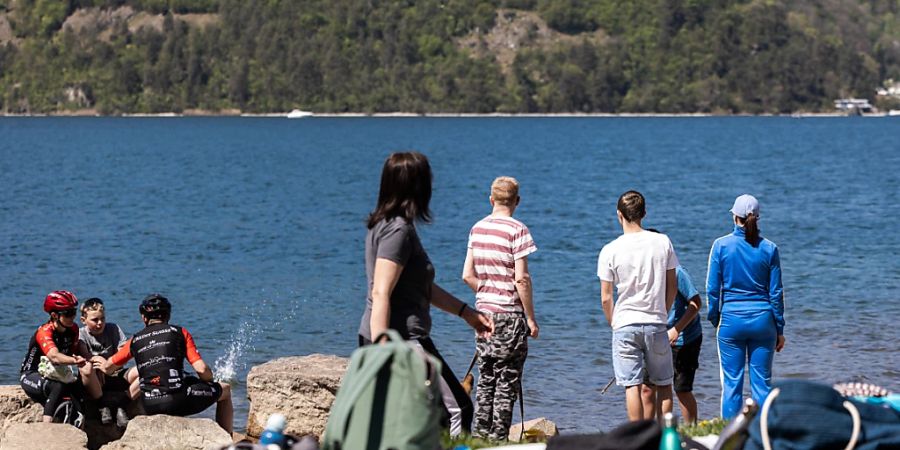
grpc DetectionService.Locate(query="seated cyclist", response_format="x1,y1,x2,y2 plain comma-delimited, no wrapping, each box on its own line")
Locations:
100,294,233,434
20,291,102,424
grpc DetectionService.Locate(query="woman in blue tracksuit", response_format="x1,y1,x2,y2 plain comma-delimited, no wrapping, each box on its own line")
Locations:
707,194,785,419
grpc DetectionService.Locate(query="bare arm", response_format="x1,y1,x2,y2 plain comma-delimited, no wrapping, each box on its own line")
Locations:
665,268,677,312
600,280,615,327
45,347,85,366
192,359,213,382
668,293,701,344
515,256,538,338
462,247,479,292
370,258,404,342
431,283,493,337
672,294,701,333
98,357,121,375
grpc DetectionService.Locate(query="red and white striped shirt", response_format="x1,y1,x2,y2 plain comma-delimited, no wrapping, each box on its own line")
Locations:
467,215,537,313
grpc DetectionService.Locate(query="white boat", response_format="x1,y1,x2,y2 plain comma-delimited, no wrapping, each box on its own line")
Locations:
286,109,313,118
888,110,900,116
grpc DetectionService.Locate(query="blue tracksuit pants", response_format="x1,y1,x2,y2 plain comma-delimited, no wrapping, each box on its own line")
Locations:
717,306,776,419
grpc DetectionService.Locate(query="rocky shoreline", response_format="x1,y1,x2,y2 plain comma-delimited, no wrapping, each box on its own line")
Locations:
0,353,558,450
0,354,349,450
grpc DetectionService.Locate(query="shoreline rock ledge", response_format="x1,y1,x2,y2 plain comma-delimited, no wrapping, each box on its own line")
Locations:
0,385,42,435
1,422,88,450
99,415,231,450
245,354,349,439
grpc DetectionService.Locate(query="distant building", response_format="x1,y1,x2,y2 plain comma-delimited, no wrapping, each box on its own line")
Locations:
875,79,900,98
834,98,873,113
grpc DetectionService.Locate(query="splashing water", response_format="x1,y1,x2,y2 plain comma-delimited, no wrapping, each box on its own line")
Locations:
211,295,303,384
213,320,259,383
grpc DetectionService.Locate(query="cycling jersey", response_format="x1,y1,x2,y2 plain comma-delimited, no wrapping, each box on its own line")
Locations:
21,323,79,374
109,323,202,400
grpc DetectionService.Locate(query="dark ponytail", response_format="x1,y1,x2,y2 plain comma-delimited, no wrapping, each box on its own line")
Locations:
742,213,760,246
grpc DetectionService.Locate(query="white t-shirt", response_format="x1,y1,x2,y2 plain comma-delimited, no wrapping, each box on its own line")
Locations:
597,230,679,329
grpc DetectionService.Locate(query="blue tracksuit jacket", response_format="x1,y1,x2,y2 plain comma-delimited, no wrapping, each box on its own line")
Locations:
707,225,784,334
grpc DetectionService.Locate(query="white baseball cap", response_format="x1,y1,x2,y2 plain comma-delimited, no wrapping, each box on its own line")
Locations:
730,194,759,218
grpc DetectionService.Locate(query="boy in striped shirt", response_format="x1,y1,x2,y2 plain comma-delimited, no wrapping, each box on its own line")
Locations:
462,176,538,441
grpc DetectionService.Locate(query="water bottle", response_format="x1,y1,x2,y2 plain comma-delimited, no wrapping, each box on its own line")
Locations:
711,398,758,450
259,413,287,449
659,412,682,450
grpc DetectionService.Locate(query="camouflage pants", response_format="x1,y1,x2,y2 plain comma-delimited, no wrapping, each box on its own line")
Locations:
473,312,529,441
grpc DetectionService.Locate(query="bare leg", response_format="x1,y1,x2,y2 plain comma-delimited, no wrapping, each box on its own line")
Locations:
656,384,674,422
677,391,698,424
640,384,656,420
625,385,644,421
79,364,102,400
216,383,233,435
127,373,141,401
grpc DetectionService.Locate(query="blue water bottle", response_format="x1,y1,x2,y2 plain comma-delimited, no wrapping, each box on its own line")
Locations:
259,413,287,449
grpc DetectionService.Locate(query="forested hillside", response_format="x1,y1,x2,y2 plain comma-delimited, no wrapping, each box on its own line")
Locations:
1,0,898,114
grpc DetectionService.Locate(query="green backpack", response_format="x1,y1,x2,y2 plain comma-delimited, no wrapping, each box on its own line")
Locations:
322,330,444,450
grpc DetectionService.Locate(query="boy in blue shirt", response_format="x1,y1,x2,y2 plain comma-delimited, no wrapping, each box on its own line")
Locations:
641,230,703,424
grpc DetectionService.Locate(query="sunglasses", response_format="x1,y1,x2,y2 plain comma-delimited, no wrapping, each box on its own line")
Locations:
58,309,77,317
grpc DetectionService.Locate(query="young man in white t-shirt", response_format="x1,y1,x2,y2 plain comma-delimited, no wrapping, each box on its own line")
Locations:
597,190,678,421
462,176,538,440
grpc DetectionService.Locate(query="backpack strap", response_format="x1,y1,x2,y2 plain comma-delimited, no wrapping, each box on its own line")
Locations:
372,329,405,344
760,387,861,450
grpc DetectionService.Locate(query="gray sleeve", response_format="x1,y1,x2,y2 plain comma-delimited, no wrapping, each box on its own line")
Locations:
114,324,128,349
375,220,412,266
78,327,90,343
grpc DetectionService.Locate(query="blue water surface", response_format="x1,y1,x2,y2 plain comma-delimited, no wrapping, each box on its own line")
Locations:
1,117,898,433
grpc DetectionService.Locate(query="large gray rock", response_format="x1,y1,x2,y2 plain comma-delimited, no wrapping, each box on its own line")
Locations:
0,385,42,435
99,415,231,450
0,423,88,450
245,354,349,439
508,417,559,442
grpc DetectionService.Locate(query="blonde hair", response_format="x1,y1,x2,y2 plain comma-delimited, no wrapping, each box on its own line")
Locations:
491,176,519,206
80,298,105,316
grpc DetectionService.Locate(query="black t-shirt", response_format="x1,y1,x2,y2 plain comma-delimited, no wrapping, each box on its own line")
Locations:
359,216,435,340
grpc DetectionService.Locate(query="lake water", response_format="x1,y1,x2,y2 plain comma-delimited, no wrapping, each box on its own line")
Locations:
1,116,898,433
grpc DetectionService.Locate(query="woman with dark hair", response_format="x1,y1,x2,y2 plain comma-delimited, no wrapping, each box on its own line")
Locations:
358,151,493,436
707,194,785,419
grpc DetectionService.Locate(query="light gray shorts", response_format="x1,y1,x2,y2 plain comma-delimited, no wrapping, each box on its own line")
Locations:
612,324,674,387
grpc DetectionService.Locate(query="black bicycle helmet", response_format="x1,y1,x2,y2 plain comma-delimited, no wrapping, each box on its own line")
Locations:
139,293,172,318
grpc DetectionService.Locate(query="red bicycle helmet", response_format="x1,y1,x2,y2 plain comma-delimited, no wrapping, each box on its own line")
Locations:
44,290,78,313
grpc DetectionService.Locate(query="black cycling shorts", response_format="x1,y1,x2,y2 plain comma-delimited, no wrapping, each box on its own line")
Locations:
140,376,222,417
20,371,83,417
103,370,132,392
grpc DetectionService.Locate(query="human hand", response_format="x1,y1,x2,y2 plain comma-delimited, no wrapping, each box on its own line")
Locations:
527,318,540,339
90,356,106,370
775,335,785,352
667,328,679,346
464,308,493,339
73,355,87,367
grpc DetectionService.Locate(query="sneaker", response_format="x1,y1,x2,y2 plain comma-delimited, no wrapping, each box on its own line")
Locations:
115,408,129,428
99,407,113,425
